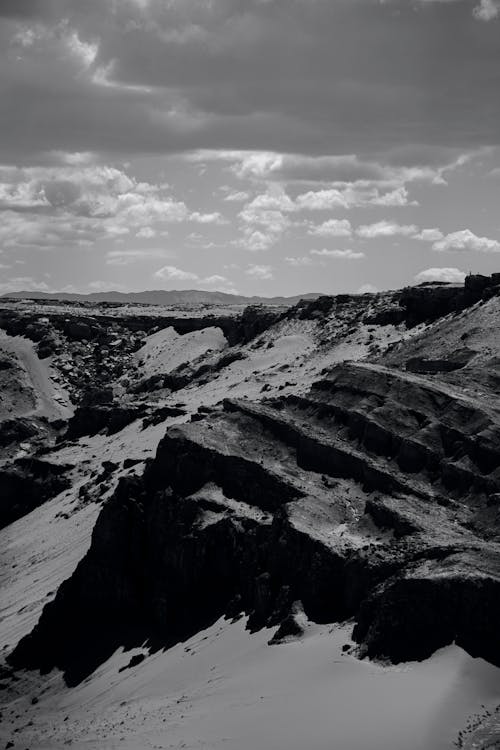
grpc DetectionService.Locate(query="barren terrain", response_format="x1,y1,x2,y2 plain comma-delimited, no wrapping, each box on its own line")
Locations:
1,275,500,749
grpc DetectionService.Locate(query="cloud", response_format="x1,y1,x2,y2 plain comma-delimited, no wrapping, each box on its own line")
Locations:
432,229,500,252
356,221,418,239
1,1,500,167
235,192,292,251
106,248,174,266
473,0,500,21
413,228,444,242
234,229,277,252
0,164,202,248
136,226,156,238
193,150,475,188
190,211,227,224
245,264,273,280
295,186,414,211
308,219,352,237
295,189,354,211
415,267,466,283
154,265,199,282
0,276,51,293
285,256,314,267
223,190,250,202
153,264,235,291
310,248,365,260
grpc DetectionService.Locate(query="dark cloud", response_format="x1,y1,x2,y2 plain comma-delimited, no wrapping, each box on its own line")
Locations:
1,0,499,164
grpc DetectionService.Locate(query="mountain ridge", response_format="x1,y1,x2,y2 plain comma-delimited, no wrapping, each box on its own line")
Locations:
1,289,323,307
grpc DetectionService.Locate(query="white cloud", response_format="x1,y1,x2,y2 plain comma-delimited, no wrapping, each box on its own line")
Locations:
202,274,228,285
106,248,174,266
235,228,276,251
223,190,250,202
432,229,500,253
295,185,414,211
415,267,466,283
473,0,500,21
413,228,444,242
0,164,190,248
154,265,199,282
153,264,235,292
194,151,465,190
245,264,274,280
0,276,51,293
295,189,349,211
238,207,290,234
285,256,314,267
190,211,227,224
310,248,365,260
245,189,296,213
308,219,352,237
356,221,418,238
236,193,292,251
136,226,156,238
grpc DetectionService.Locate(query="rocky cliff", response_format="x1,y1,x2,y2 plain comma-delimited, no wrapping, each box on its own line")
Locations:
11,355,500,682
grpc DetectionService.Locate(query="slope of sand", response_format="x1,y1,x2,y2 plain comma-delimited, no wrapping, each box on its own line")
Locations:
0,331,72,422
4,618,500,750
135,326,227,377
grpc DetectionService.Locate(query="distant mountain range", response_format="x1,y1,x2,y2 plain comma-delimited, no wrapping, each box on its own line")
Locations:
1,289,322,307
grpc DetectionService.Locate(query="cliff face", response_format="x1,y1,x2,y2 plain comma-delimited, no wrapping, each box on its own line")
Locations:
11,352,500,683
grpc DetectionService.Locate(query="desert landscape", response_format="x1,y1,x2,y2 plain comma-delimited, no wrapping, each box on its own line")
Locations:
1,275,500,749
2,1,500,747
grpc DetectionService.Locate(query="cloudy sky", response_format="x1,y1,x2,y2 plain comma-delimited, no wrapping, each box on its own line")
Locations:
1,0,500,297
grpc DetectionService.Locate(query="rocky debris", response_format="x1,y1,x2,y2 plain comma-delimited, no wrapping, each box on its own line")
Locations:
9,354,500,683
0,458,72,529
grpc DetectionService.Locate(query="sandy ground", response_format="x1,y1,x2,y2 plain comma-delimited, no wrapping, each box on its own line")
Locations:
0,332,72,422
136,326,227,376
2,617,500,750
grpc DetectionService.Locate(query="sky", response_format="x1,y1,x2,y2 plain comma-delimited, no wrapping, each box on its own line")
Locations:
1,0,500,298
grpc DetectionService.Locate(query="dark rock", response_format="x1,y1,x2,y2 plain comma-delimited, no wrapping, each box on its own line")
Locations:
0,459,72,529
80,387,114,406
123,458,141,469
0,418,41,448
235,306,283,344
141,405,186,429
64,404,146,440
400,273,500,326
406,348,476,374
365,306,406,326
269,601,306,644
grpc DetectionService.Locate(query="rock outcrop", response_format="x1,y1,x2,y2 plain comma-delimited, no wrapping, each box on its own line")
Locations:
399,273,500,326
0,458,72,529
10,358,500,683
